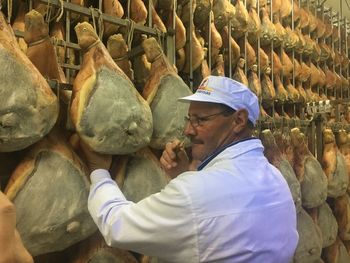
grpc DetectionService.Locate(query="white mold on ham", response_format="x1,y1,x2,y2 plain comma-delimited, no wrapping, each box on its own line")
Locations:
71,22,152,154
0,11,58,152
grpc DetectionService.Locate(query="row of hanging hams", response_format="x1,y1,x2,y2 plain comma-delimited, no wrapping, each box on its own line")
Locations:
6,0,349,112
1,0,350,262
261,126,350,262
0,2,191,260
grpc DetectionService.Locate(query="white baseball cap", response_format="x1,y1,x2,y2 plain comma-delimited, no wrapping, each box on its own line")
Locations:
179,76,259,124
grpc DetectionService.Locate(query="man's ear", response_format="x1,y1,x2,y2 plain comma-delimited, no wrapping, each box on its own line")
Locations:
232,109,249,133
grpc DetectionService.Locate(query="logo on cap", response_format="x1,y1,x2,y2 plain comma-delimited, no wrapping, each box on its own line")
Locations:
197,78,213,95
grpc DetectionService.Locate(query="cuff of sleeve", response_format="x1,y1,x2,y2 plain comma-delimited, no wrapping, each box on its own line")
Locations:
90,169,112,184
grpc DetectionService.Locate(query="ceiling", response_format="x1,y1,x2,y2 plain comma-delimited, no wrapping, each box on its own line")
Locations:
325,0,350,22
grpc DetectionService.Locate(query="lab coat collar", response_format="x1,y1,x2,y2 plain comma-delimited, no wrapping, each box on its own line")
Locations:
197,137,264,171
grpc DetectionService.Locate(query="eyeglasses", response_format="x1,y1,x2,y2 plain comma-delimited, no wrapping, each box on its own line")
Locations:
184,109,231,127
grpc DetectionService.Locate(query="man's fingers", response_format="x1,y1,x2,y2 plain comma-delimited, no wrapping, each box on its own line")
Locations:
176,149,189,163
160,150,177,169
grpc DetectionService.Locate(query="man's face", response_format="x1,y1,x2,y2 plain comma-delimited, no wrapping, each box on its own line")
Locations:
184,102,236,161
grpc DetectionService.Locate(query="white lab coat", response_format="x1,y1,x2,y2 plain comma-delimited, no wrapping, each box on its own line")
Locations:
88,138,298,262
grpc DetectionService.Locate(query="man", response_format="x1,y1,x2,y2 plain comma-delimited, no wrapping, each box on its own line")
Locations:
84,76,298,262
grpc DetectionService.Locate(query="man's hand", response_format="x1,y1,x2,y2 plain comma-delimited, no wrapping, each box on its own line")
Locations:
78,139,112,174
160,139,189,179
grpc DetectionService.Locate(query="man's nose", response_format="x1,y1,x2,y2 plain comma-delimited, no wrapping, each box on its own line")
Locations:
183,121,196,136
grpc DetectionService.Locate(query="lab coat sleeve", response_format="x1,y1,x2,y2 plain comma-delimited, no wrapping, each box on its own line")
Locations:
88,169,198,259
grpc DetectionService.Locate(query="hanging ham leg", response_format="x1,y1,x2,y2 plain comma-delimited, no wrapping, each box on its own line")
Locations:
293,208,323,263
11,0,27,53
247,2,261,43
4,130,96,256
285,78,300,102
248,65,261,98
24,10,65,82
290,127,328,208
0,11,58,152
333,194,350,241
322,128,349,198
260,129,301,212
274,74,288,102
233,58,248,86
336,130,350,194
259,7,276,46
142,37,192,149
70,232,139,263
107,34,134,81
211,54,225,76
71,22,152,154
103,0,124,39
130,0,148,25
182,25,205,74
0,191,33,263
220,25,240,73
261,67,275,108
231,0,249,39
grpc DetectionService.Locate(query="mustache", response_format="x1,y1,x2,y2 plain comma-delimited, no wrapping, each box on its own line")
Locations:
186,136,203,144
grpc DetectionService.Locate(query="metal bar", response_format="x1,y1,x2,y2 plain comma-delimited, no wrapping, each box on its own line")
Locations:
37,0,162,36
65,0,71,82
189,0,193,89
148,0,152,27
208,6,212,72
60,63,80,70
244,0,247,76
228,20,232,78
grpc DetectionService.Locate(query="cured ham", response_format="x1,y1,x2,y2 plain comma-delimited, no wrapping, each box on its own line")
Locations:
285,78,300,102
220,25,240,72
130,0,148,25
290,127,327,208
182,27,205,74
233,58,248,87
107,34,134,81
70,232,139,263
211,54,225,76
333,193,350,241
103,0,124,38
0,10,58,152
274,74,288,102
280,0,292,18
293,208,322,263
316,18,326,39
0,191,33,263
117,148,169,202
212,0,236,31
260,129,301,212
336,130,350,193
322,128,349,198
281,50,293,79
317,202,338,248
261,67,275,107
193,0,212,29
272,13,286,47
24,10,65,82
142,37,192,149
248,65,261,98
71,22,152,154
231,0,249,39
11,0,27,53
4,131,96,256
244,40,256,71
258,47,269,72
259,7,276,46
322,236,350,263
295,80,307,104
247,0,261,43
